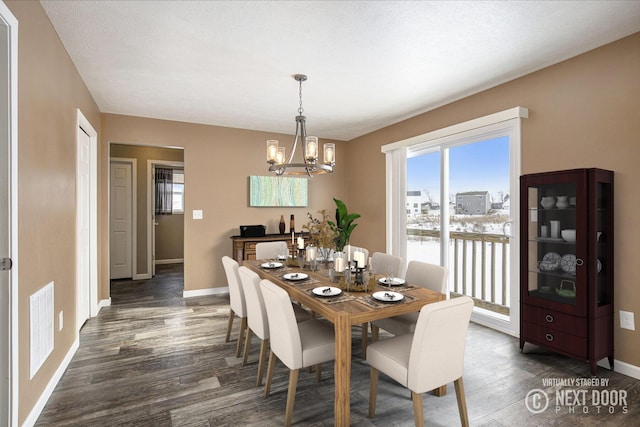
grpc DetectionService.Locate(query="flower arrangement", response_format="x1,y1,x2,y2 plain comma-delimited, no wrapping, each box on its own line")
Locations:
303,198,360,259
302,209,336,249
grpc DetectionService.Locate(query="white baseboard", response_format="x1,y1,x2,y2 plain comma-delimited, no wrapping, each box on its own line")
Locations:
183,286,229,298
133,273,151,280
154,258,184,265
22,336,79,427
597,357,640,380
97,297,111,310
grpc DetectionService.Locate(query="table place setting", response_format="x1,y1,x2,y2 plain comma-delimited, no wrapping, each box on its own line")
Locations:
307,287,355,304
357,291,416,308
260,261,284,269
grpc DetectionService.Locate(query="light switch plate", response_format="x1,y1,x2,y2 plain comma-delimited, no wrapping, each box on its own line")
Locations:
192,210,203,220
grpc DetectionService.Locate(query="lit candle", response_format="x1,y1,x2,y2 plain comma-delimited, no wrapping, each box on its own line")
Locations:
291,231,294,247
297,237,304,250
306,246,316,262
334,257,344,272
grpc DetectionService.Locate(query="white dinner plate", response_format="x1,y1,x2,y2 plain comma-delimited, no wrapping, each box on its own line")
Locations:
378,277,406,286
283,272,308,281
312,286,342,297
372,291,404,302
261,262,283,269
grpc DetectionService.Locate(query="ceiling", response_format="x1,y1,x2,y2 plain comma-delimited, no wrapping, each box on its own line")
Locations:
40,1,640,141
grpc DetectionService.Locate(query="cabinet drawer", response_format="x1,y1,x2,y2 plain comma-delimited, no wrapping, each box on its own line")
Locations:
245,243,257,250
522,321,587,358
522,304,587,337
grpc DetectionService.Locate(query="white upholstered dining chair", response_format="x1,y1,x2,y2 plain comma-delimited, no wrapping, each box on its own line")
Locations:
221,256,247,358
371,260,448,341
367,296,474,427
261,279,335,427
370,252,404,277
361,251,405,354
238,266,310,385
255,241,289,260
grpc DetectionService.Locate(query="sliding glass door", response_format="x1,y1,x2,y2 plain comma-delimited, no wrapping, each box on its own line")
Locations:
393,117,522,336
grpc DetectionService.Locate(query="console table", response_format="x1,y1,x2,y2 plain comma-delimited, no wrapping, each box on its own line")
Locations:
230,233,309,261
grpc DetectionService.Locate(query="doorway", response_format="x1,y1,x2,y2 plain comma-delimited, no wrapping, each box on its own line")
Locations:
108,144,184,286
148,160,185,277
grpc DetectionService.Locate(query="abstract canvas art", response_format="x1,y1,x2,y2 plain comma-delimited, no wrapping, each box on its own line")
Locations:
249,176,308,207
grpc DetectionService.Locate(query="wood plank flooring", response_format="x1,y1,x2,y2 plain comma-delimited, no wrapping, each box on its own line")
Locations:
35,264,639,426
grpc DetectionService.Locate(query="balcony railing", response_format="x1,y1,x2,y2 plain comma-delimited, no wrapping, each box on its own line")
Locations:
407,228,510,316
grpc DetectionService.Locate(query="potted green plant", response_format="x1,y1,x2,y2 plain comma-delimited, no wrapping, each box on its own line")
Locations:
328,198,360,252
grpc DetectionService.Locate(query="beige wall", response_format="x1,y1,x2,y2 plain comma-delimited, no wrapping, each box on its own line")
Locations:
101,114,347,296
5,1,102,424
110,143,184,273
155,214,184,261
345,32,640,367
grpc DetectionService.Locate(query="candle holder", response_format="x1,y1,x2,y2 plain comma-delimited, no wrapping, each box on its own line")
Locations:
297,248,306,269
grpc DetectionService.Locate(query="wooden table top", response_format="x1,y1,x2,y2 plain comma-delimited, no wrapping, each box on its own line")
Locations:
243,260,445,325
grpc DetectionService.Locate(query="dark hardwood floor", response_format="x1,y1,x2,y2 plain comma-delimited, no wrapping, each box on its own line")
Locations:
35,264,639,426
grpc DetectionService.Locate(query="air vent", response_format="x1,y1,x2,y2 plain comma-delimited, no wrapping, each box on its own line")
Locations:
30,281,54,378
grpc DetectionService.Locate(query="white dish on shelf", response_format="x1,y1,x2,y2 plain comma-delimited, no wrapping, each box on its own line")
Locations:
539,252,561,271
283,272,308,281
372,291,404,302
560,254,577,274
561,229,576,242
312,286,342,297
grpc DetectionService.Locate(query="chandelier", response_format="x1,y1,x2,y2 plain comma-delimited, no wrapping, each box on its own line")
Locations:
266,74,335,176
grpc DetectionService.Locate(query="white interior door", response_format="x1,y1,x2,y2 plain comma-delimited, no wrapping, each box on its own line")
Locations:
110,161,133,279
76,127,91,327
0,3,17,424
0,20,9,426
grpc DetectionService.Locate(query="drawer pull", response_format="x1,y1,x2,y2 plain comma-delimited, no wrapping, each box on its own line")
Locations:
545,333,554,342
545,314,554,323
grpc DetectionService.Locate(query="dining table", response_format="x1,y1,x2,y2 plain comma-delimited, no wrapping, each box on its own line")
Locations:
244,259,446,426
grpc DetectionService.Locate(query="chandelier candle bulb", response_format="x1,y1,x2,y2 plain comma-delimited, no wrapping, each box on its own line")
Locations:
276,147,285,164
305,136,318,161
266,140,279,163
324,143,335,164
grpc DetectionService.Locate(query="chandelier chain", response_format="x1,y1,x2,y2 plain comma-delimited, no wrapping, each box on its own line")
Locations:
298,77,304,115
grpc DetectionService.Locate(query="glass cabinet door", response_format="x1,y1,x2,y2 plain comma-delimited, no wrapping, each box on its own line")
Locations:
524,177,586,314
594,178,613,308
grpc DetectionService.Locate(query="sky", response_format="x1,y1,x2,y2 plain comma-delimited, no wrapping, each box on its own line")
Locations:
407,136,510,203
